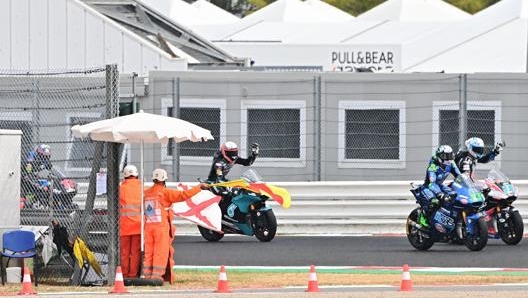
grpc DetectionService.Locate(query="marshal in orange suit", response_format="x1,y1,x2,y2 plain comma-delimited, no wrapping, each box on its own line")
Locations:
119,165,142,278
143,168,210,282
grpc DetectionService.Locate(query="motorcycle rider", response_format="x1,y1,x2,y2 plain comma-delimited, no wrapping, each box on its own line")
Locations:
24,144,52,176
420,145,462,226
207,141,260,213
454,137,505,179
21,144,53,206
207,141,260,182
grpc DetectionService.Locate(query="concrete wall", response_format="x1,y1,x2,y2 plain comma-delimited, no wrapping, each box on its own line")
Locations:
144,71,528,182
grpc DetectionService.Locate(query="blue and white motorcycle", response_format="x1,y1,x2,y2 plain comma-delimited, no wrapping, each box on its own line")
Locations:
406,173,488,251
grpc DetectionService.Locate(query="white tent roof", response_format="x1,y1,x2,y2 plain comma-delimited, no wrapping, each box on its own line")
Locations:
402,0,528,73
240,0,351,23
357,0,470,21
191,0,240,24
216,20,362,42
284,20,450,44
193,0,355,42
304,0,355,21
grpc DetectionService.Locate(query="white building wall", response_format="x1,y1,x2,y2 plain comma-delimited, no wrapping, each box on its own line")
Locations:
217,43,401,72
0,129,21,229
0,0,187,75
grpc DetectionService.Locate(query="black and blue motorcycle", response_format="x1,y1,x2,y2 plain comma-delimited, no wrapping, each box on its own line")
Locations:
406,173,488,251
198,168,290,242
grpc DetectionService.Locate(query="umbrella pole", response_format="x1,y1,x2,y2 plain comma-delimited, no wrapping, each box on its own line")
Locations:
140,140,145,277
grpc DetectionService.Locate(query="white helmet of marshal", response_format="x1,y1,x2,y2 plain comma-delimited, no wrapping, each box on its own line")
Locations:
123,165,138,178
152,168,168,182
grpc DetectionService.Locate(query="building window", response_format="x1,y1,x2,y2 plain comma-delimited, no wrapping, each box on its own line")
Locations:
439,110,496,153
433,101,501,156
338,101,406,168
248,109,300,158
241,100,306,167
162,98,225,165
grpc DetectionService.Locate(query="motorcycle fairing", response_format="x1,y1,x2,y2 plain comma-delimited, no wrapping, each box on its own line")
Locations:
432,207,456,234
233,222,253,236
465,211,486,236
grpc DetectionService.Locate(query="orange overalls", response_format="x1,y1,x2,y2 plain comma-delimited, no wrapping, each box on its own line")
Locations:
143,184,201,282
119,178,142,278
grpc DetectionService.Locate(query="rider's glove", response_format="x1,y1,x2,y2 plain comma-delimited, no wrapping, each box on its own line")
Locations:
493,140,505,155
430,198,440,208
199,183,210,190
436,192,452,205
251,143,260,155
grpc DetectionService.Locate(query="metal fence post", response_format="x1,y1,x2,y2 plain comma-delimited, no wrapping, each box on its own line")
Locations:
172,77,181,181
314,75,322,181
106,64,120,285
459,74,468,148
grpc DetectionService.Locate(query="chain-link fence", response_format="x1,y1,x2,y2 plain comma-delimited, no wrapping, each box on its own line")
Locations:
0,65,120,285
3,68,527,285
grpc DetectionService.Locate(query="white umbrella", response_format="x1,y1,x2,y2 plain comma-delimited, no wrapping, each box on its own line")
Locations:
71,110,214,256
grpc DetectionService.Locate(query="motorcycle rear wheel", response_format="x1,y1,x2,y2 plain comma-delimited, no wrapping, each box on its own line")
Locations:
464,217,488,251
406,208,434,251
197,225,224,242
498,210,524,245
253,210,277,242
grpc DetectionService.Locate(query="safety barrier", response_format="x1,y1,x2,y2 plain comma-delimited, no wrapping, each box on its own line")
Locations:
74,180,528,235
173,180,528,235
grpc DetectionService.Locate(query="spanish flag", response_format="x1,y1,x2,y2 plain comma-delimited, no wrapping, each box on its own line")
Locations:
246,182,291,209
208,179,291,209
209,179,249,189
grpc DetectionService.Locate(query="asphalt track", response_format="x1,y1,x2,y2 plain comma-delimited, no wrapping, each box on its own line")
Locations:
168,235,528,297
174,234,528,268
18,235,528,297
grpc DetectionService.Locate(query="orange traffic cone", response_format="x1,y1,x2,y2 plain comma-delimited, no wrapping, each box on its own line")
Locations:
305,264,320,292
214,265,231,293
399,264,413,291
18,266,36,295
109,266,129,294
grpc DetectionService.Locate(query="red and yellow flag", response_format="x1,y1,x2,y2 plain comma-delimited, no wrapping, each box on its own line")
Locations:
246,182,291,209
208,179,291,209
209,179,249,189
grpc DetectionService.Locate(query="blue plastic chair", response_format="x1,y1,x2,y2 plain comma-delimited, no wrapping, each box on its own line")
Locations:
1,230,38,286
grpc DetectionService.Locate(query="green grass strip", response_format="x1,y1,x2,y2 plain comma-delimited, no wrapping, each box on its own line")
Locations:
174,267,528,276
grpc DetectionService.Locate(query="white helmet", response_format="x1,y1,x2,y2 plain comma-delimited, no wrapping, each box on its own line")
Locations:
123,165,138,178
465,137,485,158
152,168,168,182
221,141,238,163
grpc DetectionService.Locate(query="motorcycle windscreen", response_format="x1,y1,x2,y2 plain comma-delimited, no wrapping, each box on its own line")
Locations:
246,182,292,209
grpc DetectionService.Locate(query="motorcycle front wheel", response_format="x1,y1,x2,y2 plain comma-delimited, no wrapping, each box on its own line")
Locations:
406,208,434,251
464,217,488,251
498,210,524,245
253,210,277,242
197,225,224,242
